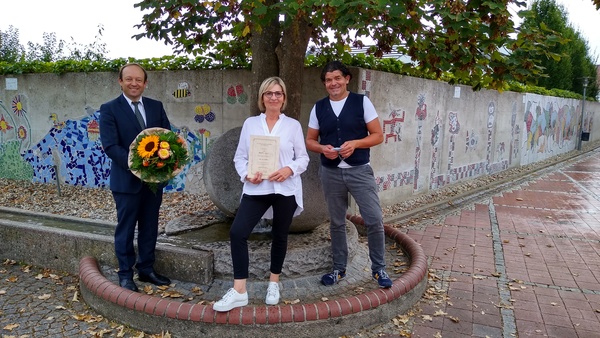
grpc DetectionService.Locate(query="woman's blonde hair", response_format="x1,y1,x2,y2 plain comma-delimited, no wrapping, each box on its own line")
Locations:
257,76,287,112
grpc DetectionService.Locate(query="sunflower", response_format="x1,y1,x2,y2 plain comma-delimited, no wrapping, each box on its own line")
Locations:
137,134,160,158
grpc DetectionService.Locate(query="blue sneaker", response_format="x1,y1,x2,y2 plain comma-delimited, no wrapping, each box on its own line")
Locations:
373,269,393,288
321,269,346,286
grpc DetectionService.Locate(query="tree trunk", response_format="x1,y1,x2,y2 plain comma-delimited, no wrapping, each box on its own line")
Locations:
249,10,280,116
276,18,313,120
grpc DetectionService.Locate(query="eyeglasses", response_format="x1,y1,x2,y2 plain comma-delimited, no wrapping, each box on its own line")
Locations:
264,91,284,98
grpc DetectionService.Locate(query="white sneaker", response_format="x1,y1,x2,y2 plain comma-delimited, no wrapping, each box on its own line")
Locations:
265,282,280,305
213,288,248,312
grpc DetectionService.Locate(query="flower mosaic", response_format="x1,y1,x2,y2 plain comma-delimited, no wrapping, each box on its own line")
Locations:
226,84,248,104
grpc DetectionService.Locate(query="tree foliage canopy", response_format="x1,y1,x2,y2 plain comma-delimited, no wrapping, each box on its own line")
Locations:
0,26,25,63
0,25,108,63
1,1,598,115
133,0,575,118
519,0,598,99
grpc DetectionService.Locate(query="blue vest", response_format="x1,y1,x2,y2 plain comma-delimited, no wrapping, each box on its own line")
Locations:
315,92,370,168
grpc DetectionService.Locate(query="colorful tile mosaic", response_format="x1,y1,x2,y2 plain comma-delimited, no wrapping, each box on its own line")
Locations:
16,111,205,192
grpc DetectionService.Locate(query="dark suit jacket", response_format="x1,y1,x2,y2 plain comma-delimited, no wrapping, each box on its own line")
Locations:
99,94,171,193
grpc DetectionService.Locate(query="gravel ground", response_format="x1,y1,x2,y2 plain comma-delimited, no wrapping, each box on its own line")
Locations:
0,150,576,230
0,180,217,233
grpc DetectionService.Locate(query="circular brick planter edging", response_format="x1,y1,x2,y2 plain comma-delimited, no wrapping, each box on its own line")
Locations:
79,216,428,337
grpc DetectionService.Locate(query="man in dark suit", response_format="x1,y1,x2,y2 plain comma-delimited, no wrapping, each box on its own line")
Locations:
99,63,172,292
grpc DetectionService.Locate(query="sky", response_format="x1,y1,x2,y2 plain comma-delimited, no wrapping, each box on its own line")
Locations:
0,0,599,61
0,0,175,59
541,0,600,60
557,0,600,60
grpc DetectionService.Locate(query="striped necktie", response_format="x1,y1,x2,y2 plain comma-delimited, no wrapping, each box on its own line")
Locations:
132,101,145,128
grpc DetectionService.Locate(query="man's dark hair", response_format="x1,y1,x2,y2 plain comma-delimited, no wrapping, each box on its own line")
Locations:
320,61,352,82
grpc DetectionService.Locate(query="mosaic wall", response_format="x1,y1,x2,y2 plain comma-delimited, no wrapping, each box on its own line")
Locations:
17,111,204,191
360,73,592,197
0,95,33,180
0,73,260,192
1,71,596,203
0,96,222,192
520,94,582,166
363,70,510,194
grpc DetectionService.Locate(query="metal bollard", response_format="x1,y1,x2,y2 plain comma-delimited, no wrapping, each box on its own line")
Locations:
51,147,61,196
53,165,61,196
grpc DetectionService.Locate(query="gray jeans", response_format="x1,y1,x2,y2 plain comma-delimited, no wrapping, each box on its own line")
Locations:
319,164,386,273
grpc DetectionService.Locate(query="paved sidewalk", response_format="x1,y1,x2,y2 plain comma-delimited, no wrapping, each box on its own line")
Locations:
402,153,600,337
1,150,600,337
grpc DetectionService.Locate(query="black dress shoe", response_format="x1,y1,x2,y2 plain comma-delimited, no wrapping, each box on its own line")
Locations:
138,272,171,286
119,278,139,292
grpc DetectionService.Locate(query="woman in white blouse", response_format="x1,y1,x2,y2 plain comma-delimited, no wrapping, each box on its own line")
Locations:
213,77,309,312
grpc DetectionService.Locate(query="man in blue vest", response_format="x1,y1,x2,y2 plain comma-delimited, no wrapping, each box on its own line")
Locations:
306,61,392,288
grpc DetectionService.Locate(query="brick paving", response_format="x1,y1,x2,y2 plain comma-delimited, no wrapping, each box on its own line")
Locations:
405,154,600,337
2,151,600,337
0,262,138,337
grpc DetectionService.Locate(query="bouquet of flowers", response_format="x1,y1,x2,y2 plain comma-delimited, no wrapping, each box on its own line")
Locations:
128,127,189,192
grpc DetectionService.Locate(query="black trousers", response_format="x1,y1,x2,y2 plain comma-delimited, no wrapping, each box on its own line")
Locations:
229,193,297,279
112,185,163,280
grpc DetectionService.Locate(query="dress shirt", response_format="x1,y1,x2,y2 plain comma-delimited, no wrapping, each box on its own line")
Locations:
234,113,309,217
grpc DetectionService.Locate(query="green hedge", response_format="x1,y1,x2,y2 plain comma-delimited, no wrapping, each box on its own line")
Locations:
0,54,591,101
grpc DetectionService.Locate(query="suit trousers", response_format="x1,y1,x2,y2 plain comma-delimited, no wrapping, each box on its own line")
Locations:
112,185,163,279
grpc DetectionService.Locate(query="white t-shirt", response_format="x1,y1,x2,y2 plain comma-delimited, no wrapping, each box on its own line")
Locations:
308,95,378,168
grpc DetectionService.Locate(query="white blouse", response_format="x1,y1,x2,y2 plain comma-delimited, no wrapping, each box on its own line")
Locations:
234,113,310,217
